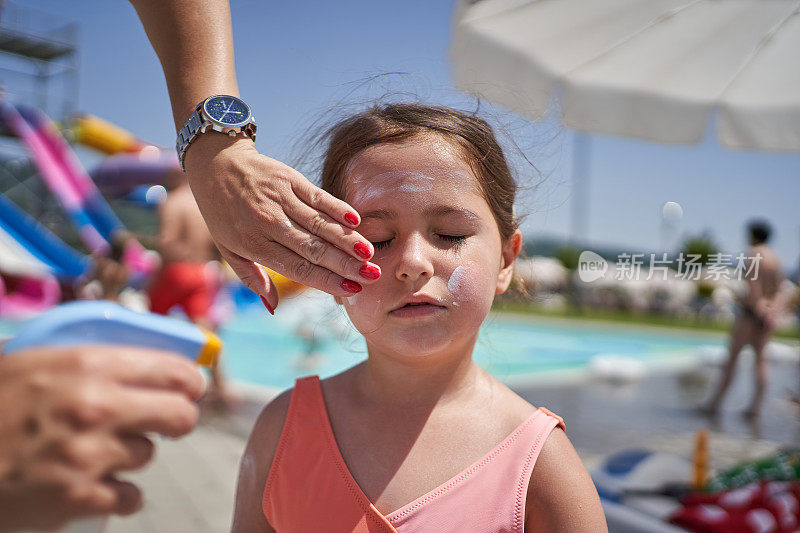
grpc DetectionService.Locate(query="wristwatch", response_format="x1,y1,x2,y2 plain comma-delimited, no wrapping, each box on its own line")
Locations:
176,94,257,171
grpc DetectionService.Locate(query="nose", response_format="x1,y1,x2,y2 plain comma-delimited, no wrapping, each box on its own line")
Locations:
395,234,434,283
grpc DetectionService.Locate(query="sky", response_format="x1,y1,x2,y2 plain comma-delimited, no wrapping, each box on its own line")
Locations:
11,0,800,271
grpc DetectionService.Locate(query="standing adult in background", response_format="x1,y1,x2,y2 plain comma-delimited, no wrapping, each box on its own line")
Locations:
793,261,800,405
149,173,234,407
703,220,785,419
129,0,383,312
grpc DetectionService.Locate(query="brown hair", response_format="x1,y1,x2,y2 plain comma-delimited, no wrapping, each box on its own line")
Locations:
320,103,518,241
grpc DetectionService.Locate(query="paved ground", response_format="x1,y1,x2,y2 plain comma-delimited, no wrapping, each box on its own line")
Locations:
102,344,800,533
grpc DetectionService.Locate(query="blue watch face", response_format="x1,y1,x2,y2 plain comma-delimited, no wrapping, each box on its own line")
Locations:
204,95,251,126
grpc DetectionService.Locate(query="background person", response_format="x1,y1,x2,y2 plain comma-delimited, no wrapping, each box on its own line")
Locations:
148,173,235,408
80,230,137,303
702,220,785,419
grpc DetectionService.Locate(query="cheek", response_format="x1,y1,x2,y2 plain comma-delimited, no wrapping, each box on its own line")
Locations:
342,286,385,331
445,263,496,309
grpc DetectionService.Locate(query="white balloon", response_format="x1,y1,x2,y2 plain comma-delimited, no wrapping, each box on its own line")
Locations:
662,201,683,223
145,185,167,204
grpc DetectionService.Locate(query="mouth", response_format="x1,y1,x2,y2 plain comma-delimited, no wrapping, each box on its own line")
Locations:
389,297,447,317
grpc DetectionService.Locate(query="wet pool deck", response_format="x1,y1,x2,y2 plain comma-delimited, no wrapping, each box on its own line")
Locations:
105,342,800,533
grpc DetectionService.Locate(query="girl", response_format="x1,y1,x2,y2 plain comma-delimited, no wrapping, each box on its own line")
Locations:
232,104,607,532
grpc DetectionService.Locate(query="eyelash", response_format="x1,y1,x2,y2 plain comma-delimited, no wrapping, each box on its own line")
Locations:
371,234,467,250
439,234,467,245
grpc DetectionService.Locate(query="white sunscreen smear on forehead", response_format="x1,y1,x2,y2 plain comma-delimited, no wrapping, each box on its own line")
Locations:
350,171,434,204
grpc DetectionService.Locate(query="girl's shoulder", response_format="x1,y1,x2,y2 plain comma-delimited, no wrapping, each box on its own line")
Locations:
248,387,295,471
477,372,541,425
481,377,607,529
233,386,296,533
248,371,339,469
523,420,608,531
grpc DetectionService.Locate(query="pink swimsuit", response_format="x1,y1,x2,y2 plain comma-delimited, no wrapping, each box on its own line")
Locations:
263,375,565,532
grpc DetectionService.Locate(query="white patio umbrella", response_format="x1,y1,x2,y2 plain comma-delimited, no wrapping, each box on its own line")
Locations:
451,0,800,150
450,0,800,239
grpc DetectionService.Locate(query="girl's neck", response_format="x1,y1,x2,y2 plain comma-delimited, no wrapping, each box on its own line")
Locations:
354,337,482,411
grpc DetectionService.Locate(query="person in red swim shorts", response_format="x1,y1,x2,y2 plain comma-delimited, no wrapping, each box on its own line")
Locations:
149,171,235,408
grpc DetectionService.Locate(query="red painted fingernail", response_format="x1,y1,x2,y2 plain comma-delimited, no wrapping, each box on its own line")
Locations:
359,264,381,280
344,212,359,226
260,296,274,315
341,279,362,293
354,241,372,259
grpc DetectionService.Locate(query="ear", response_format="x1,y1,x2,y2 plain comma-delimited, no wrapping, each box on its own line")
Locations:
496,230,522,294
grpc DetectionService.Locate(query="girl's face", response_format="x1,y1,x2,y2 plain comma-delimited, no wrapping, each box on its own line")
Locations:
339,135,521,361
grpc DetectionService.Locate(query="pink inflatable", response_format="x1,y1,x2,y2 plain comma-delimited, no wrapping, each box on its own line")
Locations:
0,274,61,319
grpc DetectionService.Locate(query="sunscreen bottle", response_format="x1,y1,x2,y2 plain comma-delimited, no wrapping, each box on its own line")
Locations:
4,301,221,533
2,300,221,366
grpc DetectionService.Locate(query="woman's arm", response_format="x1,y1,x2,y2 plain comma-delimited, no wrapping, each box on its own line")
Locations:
525,428,608,532
128,0,379,311
230,390,292,533
127,0,237,132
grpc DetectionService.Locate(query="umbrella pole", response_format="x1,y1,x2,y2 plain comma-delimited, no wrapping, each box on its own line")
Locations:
569,131,591,246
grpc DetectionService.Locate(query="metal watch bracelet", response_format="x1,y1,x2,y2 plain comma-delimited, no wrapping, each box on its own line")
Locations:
176,102,257,171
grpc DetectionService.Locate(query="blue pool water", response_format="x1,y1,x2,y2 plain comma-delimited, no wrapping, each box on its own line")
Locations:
0,310,723,391
217,311,722,391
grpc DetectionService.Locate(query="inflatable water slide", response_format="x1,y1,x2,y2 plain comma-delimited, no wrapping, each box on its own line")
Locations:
0,103,155,274
0,193,89,317
72,113,182,200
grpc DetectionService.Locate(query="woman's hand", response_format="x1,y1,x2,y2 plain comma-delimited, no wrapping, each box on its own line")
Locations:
184,133,380,311
0,346,204,531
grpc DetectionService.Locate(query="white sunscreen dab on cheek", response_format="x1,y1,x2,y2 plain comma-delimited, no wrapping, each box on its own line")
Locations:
448,265,467,293
447,265,471,307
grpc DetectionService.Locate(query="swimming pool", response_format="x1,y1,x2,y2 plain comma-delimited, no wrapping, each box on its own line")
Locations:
217,299,724,391
0,301,724,392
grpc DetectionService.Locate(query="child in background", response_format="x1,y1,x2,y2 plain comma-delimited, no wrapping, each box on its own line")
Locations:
232,104,607,532
80,229,134,302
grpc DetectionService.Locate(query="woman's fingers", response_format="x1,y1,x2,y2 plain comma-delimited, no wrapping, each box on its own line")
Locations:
284,196,374,263
217,244,279,311
104,478,143,516
102,387,200,438
61,434,154,477
113,435,155,472
273,214,379,287
3,347,206,401
184,142,373,301
258,242,366,297
291,175,362,231
226,236,370,302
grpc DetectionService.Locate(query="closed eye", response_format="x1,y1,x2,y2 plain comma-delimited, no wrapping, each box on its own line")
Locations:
371,235,467,250
371,239,394,250
437,234,467,245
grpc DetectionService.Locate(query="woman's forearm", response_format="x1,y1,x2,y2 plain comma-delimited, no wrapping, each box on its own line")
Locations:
129,0,240,131
129,0,376,308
